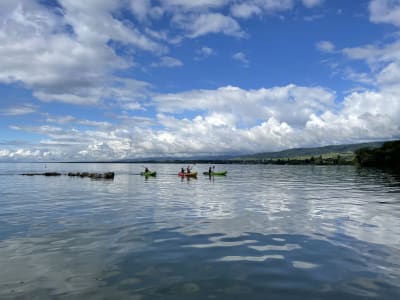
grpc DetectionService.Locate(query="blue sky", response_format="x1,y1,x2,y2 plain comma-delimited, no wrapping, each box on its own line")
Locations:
1,0,400,161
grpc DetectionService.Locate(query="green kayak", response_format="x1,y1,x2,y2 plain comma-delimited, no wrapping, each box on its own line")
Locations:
140,171,157,177
203,171,227,176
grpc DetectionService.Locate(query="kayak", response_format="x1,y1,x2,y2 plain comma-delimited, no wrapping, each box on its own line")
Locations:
140,171,157,177
203,171,227,176
178,172,197,177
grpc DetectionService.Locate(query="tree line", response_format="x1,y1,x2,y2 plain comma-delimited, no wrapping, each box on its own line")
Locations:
355,140,400,170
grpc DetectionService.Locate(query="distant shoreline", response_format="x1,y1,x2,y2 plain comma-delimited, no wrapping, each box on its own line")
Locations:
2,140,398,169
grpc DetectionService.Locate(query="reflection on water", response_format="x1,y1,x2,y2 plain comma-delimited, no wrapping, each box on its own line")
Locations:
0,163,399,299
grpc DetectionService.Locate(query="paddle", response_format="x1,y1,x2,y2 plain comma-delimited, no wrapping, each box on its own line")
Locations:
186,163,196,172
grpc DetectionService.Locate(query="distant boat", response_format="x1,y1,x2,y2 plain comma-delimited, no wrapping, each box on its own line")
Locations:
203,171,227,176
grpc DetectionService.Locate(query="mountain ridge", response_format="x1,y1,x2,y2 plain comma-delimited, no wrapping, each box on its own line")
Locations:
233,141,385,161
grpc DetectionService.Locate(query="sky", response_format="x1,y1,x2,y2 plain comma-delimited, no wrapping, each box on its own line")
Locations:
0,0,400,161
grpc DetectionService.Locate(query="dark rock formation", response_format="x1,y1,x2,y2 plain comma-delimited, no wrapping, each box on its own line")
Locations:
21,172,115,179
21,172,61,176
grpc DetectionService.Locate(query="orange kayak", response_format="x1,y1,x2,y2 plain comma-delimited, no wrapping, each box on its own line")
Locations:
178,172,197,177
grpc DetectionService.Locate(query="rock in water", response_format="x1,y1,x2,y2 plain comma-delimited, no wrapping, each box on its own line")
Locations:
21,172,115,179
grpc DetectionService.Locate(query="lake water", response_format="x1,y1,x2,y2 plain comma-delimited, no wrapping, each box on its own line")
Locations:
0,163,399,299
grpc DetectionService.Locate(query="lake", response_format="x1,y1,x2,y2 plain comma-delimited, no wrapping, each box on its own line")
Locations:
0,163,399,299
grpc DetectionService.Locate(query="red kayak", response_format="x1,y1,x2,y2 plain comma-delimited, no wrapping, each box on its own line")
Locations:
178,172,197,178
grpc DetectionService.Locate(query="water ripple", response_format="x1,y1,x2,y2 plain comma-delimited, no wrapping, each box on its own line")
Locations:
0,163,399,299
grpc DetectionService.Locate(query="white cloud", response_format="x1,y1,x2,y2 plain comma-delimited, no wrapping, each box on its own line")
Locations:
0,103,38,116
161,0,229,10
344,68,374,85
154,84,336,127
342,41,400,66
342,40,400,88
231,3,262,19
59,0,162,51
44,115,76,124
257,0,294,12
230,0,297,19
177,13,245,38
151,56,183,68
316,40,335,53
196,46,215,59
2,78,399,161
369,0,400,27
302,0,324,8
232,52,250,65
0,0,329,111
8,149,42,159
378,62,400,86
0,0,159,107
311,34,400,145
129,0,151,21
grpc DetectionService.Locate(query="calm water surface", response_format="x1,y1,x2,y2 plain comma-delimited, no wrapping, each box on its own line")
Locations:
0,163,399,299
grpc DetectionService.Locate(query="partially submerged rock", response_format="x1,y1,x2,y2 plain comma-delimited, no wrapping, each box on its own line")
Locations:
21,172,115,179
21,172,61,176
67,172,114,179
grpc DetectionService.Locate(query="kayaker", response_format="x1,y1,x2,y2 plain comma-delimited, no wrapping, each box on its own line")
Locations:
181,167,185,174
186,166,191,173
145,167,149,173
208,166,212,174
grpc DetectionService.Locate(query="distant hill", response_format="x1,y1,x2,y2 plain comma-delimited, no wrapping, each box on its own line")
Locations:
115,154,238,163
232,141,385,162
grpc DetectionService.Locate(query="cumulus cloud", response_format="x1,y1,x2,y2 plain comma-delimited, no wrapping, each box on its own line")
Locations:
0,103,38,116
312,35,400,146
316,40,335,53
0,0,328,110
302,0,324,8
378,62,400,86
129,0,152,21
195,46,215,59
342,41,400,66
0,0,159,107
230,3,262,19
2,79,399,161
369,0,400,26
342,40,400,90
232,52,250,65
176,12,245,38
44,115,76,124
151,56,183,68
154,84,336,128
161,0,229,10
231,0,296,18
